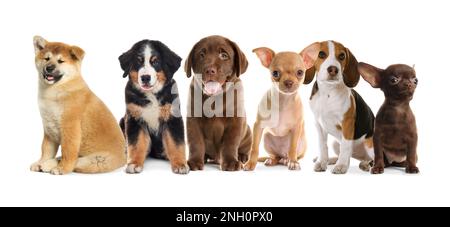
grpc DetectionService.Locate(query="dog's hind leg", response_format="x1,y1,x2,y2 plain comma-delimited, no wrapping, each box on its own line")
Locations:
74,152,126,174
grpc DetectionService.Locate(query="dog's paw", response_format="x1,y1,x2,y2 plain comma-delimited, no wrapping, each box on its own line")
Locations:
406,166,420,174
359,160,373,172
188,160,204,171
370,166,384,174
264,158,279,166
279,158,289,166
314,160,328,172
50,166,69,175
40,159,58,173
238,154,249,164
30,162,42,172
328,157,338,165
332,164,349,174
221,160,242,171
288,160,301,171
243,161,257,171
125,164,143,174
172,163,190,175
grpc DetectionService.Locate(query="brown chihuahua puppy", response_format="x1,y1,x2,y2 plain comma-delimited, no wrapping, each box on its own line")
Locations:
244,48,313,171
358,63,419,174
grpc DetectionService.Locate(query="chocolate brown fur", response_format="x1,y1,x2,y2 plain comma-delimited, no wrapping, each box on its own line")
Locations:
358,62,419,174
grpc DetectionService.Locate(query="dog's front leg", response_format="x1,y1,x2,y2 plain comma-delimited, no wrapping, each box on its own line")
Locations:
125,117,150,174
221,118,245,171
163,129,189,175
187,117,206,171
332,139,352,174
287,123,302,171
31,134,59,173
406,134,419,174
51,119,81,175
244,119,263,171
314,122,329,172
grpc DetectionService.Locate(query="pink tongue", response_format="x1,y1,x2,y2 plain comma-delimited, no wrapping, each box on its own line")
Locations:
47,76,54,80
204,82,222,95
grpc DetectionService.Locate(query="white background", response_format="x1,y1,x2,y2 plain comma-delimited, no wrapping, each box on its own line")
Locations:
0,0,448,207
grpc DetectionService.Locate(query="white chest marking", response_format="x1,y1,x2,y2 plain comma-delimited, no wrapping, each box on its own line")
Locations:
38,89,63,143
142,93,160,131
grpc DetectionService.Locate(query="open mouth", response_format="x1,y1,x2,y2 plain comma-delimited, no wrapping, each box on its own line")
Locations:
43,73,63,83
141,83,153,91
203,80,223,96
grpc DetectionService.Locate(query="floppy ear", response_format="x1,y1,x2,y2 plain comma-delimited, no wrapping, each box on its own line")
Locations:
184,44,197,78
253,47,275,68
33,36,47,54
300,42,320,84
119,48,134,78
228,39,248,77
70,45,85,61
152,41,182,79
343,48,360,87
358,62,383,88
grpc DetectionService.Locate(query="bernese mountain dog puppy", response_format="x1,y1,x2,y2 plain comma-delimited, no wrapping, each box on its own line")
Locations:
118,40,189,174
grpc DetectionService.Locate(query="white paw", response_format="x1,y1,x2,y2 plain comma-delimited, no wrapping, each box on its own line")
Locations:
30,162,42,172
328,157,338,165
279,158,289,166
288,160,301,171
50,166,65,175
314,160,328,172
40,159,58,173
125,164,143,174
172,164,190,175
359,160,373,172
332,164,349,174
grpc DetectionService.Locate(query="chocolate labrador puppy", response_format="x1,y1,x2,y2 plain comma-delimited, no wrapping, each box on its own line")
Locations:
358,63,419,174
185,35,252,171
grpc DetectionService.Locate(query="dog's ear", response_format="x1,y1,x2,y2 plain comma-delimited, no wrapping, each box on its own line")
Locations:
253,47,275,68
33,36,47,54
184,43,197,78
119,48,134,78
343,48,360,87
70,45,85,61
152,41,182,79
228,39,248,77
358,62,383,88
300,42,320,84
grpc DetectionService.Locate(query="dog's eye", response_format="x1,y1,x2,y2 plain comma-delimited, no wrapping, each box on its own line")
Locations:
272,71,280,78
44,57,50,61
338,53,346,61
57,59,65,64
199,52,205,59
389,76,400,85
412,78,418,85
219,52,229,60
297,70,304,77
318,51,327,59
151,59,160,66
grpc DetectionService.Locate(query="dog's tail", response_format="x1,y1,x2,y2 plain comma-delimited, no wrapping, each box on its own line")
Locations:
257,157,270,162
74,152,126,174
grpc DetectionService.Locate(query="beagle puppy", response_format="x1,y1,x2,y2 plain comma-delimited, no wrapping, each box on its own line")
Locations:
301,41,374,174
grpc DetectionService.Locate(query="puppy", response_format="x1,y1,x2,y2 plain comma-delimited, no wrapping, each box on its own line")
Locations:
358,63,419,174
301,41,374,174
119,40,188,174
185,35,252,171
244,48,313,171
31,36,126,175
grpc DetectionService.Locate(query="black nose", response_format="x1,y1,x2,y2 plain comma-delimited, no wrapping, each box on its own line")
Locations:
141,75,151,84
205,67,217,76
327,66,339,76
284,80,294,89
45,65,56,73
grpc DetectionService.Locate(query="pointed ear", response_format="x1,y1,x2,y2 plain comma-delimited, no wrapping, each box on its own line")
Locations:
358,62,383,88
33,36,47,54
228,39,248,77
253,47,275,68
70,45,85,61
300,42,320,69
343,48,360,87
184,44,197,78
300,42,321,84
119,48,134,78
152,41,182,79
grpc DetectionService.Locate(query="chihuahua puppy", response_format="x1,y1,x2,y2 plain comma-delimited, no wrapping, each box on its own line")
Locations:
244,48,313,171
358,62,419,174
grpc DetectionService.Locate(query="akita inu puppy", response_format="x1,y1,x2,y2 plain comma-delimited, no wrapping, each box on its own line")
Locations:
30,36,126,175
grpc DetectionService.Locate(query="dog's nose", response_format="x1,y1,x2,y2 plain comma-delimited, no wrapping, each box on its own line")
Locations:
45,65,56,73
141,75,151,84
206,67,217,76
327,66,339,76
284,80,294,89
